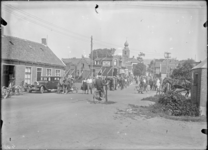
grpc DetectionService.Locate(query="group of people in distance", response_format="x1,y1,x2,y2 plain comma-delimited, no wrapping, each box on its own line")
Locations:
57,76,76,94
80,73,134,100
134,75,162,94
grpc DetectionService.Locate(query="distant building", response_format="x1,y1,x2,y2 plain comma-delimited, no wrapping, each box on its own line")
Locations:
62,56,92,79
148,59,164,77
121,41,139,75
161,59,179,78
1,35,65,87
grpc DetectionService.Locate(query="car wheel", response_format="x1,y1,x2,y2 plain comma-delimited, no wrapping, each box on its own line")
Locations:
40,86,44,94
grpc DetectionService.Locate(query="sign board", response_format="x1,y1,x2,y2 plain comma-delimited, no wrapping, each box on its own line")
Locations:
103,61,111,66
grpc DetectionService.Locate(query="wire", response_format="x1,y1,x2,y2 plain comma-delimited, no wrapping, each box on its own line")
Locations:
2,4,165,56
2,8,92,44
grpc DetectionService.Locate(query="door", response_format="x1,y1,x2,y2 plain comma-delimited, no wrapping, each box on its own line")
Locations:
194,73,199,106
2,65,15,87
37,68,42,81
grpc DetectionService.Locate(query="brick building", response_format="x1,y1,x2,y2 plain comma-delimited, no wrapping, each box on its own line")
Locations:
62,56,92,79
1,35,65,87
191,58,207,116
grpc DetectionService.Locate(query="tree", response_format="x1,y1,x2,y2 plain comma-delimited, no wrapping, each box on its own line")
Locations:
89,48,116,60
133,62,146,76
137,52,145,63
147,60,154,74
171,59,196,81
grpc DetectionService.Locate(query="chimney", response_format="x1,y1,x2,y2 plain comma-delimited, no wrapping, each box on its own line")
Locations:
41,38,47,45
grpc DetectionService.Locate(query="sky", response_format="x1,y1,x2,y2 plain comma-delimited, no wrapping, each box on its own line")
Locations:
1,1,207,61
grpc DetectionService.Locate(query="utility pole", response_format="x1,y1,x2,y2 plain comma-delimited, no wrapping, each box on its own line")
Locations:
91,36,93,78
164,52,171,77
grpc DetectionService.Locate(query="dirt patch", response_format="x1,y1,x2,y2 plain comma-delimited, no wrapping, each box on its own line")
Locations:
115,103,206,122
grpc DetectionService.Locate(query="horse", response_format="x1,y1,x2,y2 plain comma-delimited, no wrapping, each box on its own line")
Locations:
162,77,191,97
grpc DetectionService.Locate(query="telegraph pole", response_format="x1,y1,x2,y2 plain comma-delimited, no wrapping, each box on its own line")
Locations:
164,52,171,77
91,36,93,77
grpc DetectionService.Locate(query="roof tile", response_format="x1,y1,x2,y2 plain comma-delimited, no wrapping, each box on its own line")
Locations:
2,35,65,67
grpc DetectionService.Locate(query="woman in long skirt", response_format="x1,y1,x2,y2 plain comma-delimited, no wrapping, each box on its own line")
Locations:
82,78,88,94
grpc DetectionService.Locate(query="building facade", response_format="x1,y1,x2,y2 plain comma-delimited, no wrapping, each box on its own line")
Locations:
62,56,92,79
1,35,65,87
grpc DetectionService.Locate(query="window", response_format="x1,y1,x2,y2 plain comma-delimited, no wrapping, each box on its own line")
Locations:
114,60,117,65
46,69,52,76
103,61,110,66
55,70,61,76
25,67,31,84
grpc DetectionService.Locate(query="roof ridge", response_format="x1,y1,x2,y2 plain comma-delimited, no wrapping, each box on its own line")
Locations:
2,35,65,67
3,35,47,46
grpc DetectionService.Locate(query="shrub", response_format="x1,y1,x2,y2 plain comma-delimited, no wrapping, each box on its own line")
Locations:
158,91,200,116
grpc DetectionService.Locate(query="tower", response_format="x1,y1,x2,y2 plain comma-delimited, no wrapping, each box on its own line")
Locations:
122,41,130,59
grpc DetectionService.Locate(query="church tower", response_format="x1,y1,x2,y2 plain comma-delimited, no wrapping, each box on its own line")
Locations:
122,41,130,59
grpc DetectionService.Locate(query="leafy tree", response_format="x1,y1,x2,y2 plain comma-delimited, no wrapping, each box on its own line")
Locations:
89,48,116,60
171,59,196,81
137,52,145,63
147,60,154,74
133,62,146,76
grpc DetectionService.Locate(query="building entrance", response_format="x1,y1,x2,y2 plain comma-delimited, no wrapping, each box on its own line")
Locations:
2,65,15,87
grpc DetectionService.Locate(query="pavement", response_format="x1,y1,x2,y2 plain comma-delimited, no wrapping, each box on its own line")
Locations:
1,83,207,149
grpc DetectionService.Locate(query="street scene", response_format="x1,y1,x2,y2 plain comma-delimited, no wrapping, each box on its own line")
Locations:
1,1,207,149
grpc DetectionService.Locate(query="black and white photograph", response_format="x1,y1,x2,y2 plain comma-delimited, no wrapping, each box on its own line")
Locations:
1,1,207,149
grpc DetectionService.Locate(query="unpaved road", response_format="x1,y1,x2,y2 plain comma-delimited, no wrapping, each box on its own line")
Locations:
1,84,207,149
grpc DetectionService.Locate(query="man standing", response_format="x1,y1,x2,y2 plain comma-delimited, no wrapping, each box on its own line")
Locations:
87,77,93,94
94,75,105,100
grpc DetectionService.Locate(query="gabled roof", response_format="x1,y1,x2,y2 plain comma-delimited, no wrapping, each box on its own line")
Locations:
83,57,92,64
192,58,207,69
62,58,81,65
95,57,112,61
2,35,65,67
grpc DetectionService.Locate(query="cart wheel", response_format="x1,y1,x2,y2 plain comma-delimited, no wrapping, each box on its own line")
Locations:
40,86,44,94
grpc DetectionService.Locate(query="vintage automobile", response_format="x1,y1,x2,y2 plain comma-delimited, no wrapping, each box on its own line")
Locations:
27,84,50,93
39,76,61,90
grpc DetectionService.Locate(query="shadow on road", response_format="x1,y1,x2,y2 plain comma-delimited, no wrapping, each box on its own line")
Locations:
102,101,117,105
87,100,116,105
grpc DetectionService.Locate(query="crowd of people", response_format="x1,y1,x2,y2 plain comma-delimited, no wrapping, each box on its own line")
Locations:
134,75,163,94
80,73,135,100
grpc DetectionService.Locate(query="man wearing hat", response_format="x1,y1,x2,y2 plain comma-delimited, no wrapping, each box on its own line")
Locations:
94,73,105,100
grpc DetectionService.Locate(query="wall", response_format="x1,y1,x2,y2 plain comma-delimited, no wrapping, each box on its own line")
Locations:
15,65,25,86
200,69,207,107
31,66,37,84
15,64,65,85
191,69,201,106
